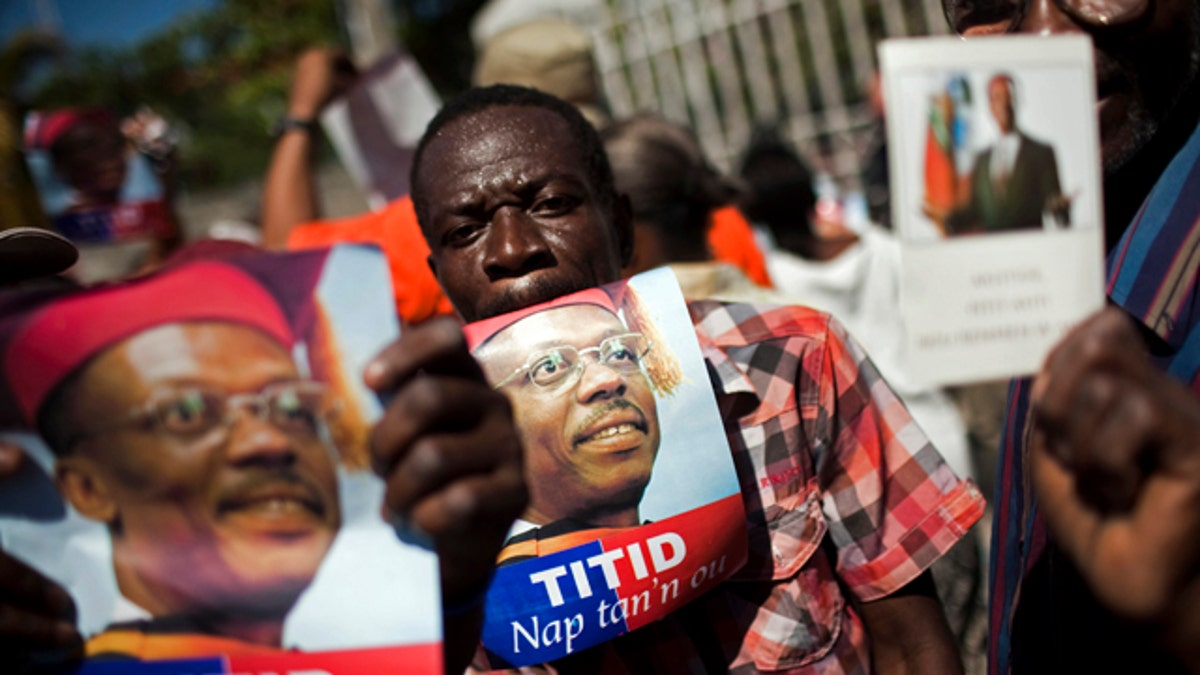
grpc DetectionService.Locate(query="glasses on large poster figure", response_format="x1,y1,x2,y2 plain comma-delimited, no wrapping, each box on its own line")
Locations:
0,247,441,672
464,270,746,668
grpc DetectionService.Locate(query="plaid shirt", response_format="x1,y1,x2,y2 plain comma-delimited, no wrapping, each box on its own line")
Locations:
478,301,983,674
989,120,1200,675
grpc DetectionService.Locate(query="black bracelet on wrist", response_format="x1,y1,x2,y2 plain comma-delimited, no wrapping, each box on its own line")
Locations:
271,115,319,139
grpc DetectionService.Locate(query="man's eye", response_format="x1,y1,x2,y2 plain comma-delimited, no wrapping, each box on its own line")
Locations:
157,392,217,434
444,222,484,246
529,351,573,385
532,196,578,216
602,336,647,366
271,395,321,435
604,343,643,365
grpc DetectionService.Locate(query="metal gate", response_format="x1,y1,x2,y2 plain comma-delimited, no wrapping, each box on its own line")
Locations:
588,0,948,186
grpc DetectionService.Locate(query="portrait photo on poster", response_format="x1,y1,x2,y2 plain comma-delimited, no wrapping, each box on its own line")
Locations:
0,245,442,674
464,268,746,667
880,36,1106,385
23,108,174,246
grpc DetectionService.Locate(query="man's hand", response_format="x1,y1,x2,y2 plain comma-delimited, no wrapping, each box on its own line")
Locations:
0,442,82,667
286,48,358,121
365,317,527,673
1030,308,1200,624
0,550,81,663
861,571,963,675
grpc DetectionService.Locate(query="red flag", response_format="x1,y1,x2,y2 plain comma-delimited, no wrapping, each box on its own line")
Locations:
923,93,958,218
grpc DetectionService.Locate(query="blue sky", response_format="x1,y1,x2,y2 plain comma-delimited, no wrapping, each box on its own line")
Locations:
1,0,220,50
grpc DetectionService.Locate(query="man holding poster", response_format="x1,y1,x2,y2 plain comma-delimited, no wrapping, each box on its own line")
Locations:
935,0,1200,673
412,84,985,673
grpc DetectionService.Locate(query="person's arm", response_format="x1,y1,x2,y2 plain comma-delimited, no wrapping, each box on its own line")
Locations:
859,571,963,675
1030,308,1200,671
261,48,357,249
364,318,528,675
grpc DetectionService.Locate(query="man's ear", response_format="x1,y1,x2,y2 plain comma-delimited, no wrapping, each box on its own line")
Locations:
613,193,635,269
55,457,117,524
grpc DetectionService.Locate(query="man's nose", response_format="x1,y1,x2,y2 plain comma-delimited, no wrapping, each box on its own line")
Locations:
482,207,554,280
575,359,627,403
224,409,297,468
1018,0,1086,34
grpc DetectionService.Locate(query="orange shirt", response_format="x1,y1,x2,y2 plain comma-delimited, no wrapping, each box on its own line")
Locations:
287,195,453,324
709,205,773,288
288,198,771,322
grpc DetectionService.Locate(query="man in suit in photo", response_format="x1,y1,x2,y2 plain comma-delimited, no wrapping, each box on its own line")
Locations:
946,74,1070,234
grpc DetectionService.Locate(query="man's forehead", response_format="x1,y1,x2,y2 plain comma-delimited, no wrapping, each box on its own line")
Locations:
86,323,296,393
425,105,587,177
483,305,625,360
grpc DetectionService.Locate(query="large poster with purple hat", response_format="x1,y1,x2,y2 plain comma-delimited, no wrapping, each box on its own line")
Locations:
0,245,441,673
464,268,746,667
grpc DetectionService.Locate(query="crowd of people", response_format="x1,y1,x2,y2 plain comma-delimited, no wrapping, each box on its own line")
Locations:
1,0,1199,673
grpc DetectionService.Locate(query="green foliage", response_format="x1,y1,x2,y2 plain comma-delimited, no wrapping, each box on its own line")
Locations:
26,0,343,188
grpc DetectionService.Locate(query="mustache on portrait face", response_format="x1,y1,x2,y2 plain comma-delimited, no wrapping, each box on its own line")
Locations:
569,398,650,445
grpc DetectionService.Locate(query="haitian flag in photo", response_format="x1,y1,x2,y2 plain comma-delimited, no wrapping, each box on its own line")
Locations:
466,269,748,668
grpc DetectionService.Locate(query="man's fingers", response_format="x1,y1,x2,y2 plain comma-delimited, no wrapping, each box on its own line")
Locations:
415,463,528,603
0,552,75,622
1033,309,1153,465
382,420,521,516
1071,385,1160,512
409,462,528,541
0,554,82,654
0,604,81,651
1029,431,1102,570
364,318,485,394
369,376,506,477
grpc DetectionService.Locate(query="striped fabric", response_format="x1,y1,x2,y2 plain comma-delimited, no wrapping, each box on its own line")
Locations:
989,121,1200,675
476,301,983,674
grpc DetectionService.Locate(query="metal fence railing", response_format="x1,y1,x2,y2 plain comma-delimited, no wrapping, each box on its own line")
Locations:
588,0,949,188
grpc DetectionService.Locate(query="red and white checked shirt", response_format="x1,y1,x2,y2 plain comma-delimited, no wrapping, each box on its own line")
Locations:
480,301,984,674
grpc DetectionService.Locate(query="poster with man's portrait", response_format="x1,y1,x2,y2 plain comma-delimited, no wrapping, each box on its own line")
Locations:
880,36,1105,384
0,246,442,674
464,268,746,667
23,108,178,283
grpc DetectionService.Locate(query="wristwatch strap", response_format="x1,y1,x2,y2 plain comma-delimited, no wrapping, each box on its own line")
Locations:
271,116,319,139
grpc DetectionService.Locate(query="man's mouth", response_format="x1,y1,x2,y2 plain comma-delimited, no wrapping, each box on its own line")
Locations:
572,401,649,451
218,477,329,534
481,273,590,321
